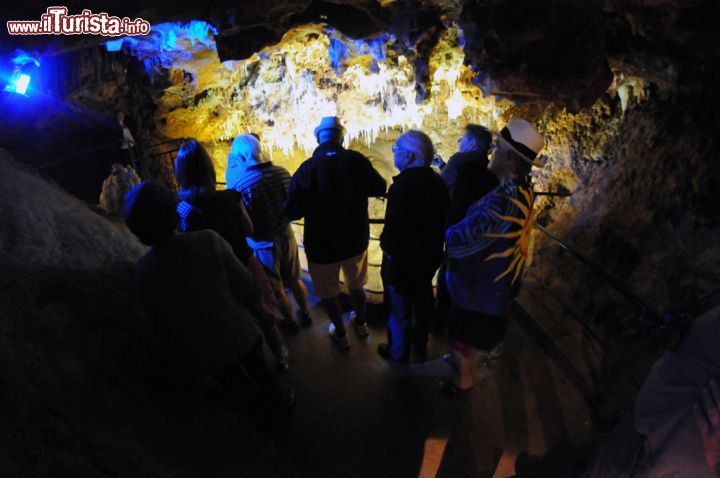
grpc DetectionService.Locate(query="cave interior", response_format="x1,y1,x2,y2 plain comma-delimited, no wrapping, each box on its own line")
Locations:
1,0,720,476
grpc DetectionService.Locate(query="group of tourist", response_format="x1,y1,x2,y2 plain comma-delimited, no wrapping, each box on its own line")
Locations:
120,114,546,416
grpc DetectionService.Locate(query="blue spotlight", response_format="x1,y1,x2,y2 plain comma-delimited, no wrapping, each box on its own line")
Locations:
4,72,31,95
105,38,125,52
14,74,31,94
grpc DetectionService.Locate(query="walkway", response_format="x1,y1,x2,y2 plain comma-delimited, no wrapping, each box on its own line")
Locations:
275,291,595,477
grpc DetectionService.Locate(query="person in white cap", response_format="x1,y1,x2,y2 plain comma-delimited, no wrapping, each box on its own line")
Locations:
285,116,386,350
440,117,545,394
228,133,312,334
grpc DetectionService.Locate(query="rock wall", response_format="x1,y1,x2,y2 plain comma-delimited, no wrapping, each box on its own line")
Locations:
0,152,289,476
509,83,720,424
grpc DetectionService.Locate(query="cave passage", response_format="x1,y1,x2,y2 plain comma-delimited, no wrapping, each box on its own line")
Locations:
2,3,720,477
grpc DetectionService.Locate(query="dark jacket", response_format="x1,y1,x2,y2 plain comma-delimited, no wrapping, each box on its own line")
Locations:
138,230,261,374
177,188,254,265
285,142,386,264
381,167,449,289
445,178,534,316
441,150,499,225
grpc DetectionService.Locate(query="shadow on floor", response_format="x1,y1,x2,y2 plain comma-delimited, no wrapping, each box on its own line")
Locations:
268,283,604,478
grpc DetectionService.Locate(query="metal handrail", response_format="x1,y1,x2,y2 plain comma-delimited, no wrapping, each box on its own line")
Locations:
214,179,660,322
38,138,122,170
531,223,694,355
145,138,187,150
214,183,659,319
37,137,184,175
147,149,182,164
150,148,182,156
532,223,666,323
143,138,185,159
534,191,573,197
216,175,661,314
144,139,186,162
214,179,681,335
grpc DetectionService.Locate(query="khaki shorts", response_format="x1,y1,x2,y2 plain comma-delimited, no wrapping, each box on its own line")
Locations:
264,226,301,290
308,251,368,299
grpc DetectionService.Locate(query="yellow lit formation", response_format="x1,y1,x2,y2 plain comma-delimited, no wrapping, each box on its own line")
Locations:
136,22,509,168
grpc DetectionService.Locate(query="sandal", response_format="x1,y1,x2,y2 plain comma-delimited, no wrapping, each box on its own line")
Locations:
438,379,473,396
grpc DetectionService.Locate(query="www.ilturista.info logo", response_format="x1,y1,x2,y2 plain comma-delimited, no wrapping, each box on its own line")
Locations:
7,7,151,36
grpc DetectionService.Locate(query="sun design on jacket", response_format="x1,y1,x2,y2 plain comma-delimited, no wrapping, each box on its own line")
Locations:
482,187,535,285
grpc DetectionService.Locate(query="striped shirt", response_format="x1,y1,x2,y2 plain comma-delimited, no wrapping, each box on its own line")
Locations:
233,162,291,241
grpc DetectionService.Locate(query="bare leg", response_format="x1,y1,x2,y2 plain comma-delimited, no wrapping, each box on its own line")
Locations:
454,348,475,390
290,279,310,314
322,295,346,337
348,287,367,325
276,287,295,322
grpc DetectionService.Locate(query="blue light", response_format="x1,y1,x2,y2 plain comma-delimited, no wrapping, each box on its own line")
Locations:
103,21,219,80
105,37,139,52
10,49,40,68
105,38,125,52
4,73,31,95
325,29,394,71
185,20,218,45
2,49,40,96
165,29,177,50
328,38,348,69
15,74,30,94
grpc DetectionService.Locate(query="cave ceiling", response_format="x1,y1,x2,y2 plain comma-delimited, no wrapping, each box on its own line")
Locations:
3,0,719,111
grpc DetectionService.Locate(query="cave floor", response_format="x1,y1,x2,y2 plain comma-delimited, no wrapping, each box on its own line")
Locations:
272,282,605,478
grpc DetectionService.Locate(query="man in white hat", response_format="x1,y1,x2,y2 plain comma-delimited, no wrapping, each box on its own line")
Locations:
285,116,386,350
440,117,545,394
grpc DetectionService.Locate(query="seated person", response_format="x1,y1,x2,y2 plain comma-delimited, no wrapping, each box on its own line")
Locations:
124,180,293,418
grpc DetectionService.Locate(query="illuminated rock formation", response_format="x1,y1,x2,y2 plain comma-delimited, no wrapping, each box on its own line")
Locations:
111,21,507,168
1,1,720,475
